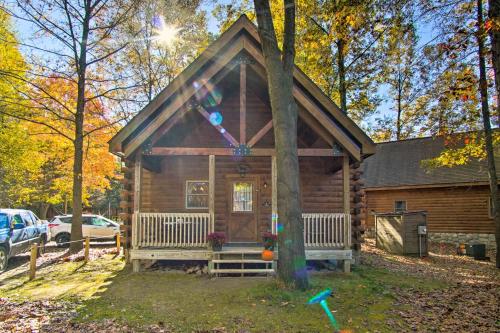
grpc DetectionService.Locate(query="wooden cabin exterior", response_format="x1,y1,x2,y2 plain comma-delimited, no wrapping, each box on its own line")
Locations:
362,136,498,249
109,16,376,274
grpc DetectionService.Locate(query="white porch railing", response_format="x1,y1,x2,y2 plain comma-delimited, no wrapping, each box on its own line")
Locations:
273,213,351,248
133,212,350,249
133,213,211,248
303,213,351,248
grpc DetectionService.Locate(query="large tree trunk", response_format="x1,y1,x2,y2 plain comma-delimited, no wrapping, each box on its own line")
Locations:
69,9,91,254
337,38,348,114
488,0,500,123
254,0,308,290
477,0,500,268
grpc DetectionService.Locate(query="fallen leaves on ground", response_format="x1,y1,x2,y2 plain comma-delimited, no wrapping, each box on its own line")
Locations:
362,239,500,332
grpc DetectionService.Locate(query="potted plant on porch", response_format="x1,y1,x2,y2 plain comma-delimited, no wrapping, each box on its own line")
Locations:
261,232,277,261
207,232,226,251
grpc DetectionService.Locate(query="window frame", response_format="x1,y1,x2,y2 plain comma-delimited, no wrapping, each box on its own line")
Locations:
185,180,209,210
232,181,254,213
394,200,407,213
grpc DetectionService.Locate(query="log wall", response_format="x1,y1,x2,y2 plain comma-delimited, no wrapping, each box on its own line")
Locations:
365,185,495,234
138,155,346,238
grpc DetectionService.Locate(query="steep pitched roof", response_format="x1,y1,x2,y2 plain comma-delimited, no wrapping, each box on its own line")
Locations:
362,135,500,189
109,15,375,160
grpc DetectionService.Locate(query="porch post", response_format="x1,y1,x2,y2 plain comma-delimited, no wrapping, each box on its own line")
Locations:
342,151,351,273
209,155,215,233
132,153,142,273
271,156,277,234
342,153,351,273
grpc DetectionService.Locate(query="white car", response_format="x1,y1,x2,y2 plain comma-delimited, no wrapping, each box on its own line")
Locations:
48,214,120,246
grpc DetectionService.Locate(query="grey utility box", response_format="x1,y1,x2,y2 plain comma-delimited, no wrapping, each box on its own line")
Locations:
375,211,428,256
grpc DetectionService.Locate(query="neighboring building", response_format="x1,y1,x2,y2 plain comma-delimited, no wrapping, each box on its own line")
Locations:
109,15,376,274
362,135,498,249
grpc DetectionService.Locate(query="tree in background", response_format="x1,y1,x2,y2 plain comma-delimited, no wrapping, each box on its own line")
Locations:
476,0,499,268
253,0,308,290
121,0,210,106
0,0,137,253
215,0,400,125
377,3,427,140
416,0,498,267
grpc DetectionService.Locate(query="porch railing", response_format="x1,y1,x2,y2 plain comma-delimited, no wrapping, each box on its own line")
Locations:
133,213,211,248
302,213,351,248
133,212,350,249
273,213,351,248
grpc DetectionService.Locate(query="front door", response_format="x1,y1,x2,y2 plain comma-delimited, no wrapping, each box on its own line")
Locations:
227,176,259,242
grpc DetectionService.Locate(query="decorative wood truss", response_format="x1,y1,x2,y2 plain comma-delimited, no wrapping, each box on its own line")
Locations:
109,15,376,161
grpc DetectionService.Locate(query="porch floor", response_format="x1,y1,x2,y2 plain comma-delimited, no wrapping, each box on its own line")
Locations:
129,244,352,261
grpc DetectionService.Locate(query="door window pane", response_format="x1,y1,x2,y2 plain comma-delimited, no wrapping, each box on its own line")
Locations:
233,182,253,212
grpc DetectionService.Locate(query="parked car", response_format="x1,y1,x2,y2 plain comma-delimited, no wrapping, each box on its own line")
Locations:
48,214,120,246
0,209,49,272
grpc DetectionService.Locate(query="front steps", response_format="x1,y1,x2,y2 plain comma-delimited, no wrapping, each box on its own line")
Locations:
209,248,275,276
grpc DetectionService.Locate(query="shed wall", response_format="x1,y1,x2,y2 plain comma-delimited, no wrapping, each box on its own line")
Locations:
365,186,494,234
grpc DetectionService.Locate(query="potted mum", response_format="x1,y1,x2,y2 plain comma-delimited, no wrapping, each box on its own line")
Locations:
262,232,277,250
207,232,225,251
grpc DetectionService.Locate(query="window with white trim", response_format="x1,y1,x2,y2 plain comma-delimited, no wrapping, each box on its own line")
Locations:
186,180,209,209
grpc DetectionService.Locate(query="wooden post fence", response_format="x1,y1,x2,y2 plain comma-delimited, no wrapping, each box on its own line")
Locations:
29,243,37,280
116,233,121,254
84,237,90,262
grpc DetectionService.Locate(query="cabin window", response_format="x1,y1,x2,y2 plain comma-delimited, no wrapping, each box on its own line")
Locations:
186,181,209,209
394,200,407,212
233,182,253,212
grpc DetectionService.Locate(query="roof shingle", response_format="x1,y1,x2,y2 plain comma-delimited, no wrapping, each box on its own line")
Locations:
362,136,500,188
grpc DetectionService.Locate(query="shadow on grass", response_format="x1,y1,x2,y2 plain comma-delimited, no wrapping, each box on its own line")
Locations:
72,263,434,333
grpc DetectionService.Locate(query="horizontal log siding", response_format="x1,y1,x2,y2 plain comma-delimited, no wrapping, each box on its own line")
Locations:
300,157,345,213
365,185,495,234
140,155,346,236
140,156,209,213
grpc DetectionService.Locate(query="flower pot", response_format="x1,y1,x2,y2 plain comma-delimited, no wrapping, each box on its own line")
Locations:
211,243,223,252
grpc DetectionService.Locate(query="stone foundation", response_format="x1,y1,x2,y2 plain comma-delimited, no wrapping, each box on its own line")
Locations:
364,227,496,250
427,232,496,250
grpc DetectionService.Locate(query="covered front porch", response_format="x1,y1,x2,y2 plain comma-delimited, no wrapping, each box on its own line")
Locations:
128,151,354,274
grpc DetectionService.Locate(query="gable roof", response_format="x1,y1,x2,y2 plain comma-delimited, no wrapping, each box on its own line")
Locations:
109,15,375,160
362,135,500,189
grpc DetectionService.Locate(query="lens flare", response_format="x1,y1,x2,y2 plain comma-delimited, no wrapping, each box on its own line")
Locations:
152,15,180,47
209,112,223,126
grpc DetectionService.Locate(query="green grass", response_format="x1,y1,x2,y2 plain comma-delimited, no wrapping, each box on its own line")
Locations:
0,255,447,332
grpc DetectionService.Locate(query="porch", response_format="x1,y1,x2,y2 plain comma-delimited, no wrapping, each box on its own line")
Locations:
127,150,355,274
129,211,352,274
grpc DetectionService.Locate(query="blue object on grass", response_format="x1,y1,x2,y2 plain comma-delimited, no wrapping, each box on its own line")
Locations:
307,289,340,331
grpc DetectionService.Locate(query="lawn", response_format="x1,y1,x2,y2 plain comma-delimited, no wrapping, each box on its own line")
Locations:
0,242,498,332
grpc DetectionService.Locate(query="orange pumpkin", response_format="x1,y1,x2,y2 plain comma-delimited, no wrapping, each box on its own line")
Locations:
262,249,274,261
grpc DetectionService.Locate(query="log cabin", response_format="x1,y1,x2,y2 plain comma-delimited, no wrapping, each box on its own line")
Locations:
109,15,376,274
362,135,498,249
